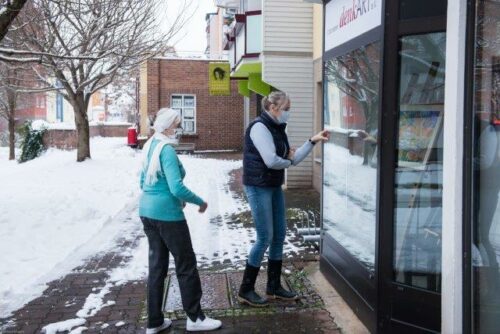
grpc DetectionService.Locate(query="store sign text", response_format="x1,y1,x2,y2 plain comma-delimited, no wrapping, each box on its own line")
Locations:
325,0,382,52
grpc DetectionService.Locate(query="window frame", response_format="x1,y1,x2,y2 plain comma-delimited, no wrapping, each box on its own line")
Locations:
170,94,197,135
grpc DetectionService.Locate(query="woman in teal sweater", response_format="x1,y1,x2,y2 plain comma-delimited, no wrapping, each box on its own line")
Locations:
139,108,222,333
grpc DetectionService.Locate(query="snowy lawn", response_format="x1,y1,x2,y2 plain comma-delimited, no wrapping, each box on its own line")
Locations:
0,137,257,321
0,137,304,322
0,138,143,318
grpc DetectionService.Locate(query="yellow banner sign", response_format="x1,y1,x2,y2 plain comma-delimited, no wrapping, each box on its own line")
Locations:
209,62,230,96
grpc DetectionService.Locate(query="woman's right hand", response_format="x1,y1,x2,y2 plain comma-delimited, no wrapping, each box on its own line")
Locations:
287,148,296,161
198,202,208,213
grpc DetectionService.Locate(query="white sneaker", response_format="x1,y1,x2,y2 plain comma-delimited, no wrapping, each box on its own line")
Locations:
146,319,172,333
186,316,222,331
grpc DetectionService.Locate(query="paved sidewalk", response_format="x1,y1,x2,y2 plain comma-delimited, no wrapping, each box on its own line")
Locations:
0,206,149,333
1,262,340,333
0,158,335,333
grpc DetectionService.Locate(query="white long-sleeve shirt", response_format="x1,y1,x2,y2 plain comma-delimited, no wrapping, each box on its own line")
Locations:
249,120,314,170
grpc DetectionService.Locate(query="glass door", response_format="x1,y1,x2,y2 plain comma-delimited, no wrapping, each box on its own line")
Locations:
388,31,446,332
468,1,500,332
322,40,382,330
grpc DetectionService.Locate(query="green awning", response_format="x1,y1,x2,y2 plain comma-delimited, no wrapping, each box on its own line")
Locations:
248,73,271,96
238,80,250,97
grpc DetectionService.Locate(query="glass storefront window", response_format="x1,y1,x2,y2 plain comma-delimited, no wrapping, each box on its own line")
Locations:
323,42,381,271
393,32,446,292
472,1,500,332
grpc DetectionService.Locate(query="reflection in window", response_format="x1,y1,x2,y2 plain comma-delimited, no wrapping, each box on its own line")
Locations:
472,1,500,332
322,42,381,271
393,32,446,292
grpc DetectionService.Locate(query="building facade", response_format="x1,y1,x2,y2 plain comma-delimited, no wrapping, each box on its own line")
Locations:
138,58,244,151
318,0,500,333
217,0,316,188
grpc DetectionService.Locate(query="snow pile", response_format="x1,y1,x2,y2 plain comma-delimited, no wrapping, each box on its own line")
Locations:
41,318,86,334
0,138,142,318
75,285,116,318
32,120,76,130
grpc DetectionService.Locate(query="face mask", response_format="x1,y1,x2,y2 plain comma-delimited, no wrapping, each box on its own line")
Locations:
278,110,290,124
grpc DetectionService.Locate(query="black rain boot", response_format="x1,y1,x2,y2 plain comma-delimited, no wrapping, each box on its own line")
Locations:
238,263,268,307
266,260,298,301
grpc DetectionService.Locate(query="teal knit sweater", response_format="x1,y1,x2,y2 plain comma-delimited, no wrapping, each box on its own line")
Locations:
139,139,204,222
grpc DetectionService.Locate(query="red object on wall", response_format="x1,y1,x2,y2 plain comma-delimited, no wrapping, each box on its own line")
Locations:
127,127,138,147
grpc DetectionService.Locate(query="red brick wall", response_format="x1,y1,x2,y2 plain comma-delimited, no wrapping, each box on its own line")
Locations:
43,125,131,149
43,130,77,149
145,59,244,151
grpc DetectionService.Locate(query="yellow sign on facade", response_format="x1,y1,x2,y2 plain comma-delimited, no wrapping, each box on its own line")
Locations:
209,62,230,96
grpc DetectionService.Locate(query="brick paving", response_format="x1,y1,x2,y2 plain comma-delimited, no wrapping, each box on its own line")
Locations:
0,162,336,334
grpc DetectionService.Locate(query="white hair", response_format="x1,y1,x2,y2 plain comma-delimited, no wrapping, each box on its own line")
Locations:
141,108,181,186
152,108,181,133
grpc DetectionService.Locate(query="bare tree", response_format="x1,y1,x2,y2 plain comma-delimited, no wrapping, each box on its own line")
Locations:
0,62,47,160
0,0,29,42
13,0,191,161
0,64,22,160
325,44,381,164
104,68,139,124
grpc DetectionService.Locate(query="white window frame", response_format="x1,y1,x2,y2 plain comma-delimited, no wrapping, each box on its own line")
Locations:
171,94,197,134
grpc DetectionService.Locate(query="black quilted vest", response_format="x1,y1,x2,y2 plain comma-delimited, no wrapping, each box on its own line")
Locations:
243,112,290,187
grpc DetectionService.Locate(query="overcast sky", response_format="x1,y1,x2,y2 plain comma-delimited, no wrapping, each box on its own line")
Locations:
160,0,217,53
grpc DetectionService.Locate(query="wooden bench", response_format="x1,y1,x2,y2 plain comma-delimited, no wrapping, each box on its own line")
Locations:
175,143,195,153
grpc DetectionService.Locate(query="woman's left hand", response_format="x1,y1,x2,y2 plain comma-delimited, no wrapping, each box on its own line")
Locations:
311,130,330,144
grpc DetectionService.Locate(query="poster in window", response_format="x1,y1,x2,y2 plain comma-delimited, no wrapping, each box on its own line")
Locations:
172,97,182,108
209,62,230,96
184,108,194,118
397,106,443,169
184,121,194,133
492,57,500,125
184,97,195,108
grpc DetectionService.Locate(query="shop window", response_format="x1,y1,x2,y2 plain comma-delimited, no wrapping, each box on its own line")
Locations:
471,1,500,332
323,41,381,271
393,32,446,292
171,95,196,134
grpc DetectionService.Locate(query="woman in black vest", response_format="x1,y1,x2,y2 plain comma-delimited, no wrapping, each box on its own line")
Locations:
238,91,330,306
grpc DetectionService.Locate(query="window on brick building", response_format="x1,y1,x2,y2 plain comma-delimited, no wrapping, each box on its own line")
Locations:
171,94,196,134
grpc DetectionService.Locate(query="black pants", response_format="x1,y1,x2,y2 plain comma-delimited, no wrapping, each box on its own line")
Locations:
141,217,204,327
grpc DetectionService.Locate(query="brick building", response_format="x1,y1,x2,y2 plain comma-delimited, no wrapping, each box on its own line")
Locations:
139,58,244,151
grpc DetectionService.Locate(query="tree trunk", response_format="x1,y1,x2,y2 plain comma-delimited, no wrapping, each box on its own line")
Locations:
0,0,29,42
73,96,91,162
362,100,378,166
8,117,15,160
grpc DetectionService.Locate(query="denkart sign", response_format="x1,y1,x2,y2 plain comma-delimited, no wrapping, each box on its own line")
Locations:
325,0,382,52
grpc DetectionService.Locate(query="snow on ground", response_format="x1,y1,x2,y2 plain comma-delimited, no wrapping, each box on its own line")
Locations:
0,138,142,318
323,142,377,269
40,318,86,334
0,137,301,321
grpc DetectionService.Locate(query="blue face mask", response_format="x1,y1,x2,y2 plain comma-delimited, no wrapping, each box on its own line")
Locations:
278,110,290,124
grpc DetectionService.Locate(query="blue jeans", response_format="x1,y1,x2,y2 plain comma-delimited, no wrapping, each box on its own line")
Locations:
245,185,287,267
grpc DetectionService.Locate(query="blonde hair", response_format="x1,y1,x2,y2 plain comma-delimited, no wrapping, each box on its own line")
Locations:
261,91,290,111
